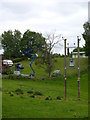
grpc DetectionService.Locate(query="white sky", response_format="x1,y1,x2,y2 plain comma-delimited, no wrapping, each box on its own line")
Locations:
0,0,89,54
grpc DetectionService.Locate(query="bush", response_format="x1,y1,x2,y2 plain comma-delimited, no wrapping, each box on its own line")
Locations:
54,59,58,62
30,95,35,98
45,97,49,100
15,88,24,95
2,66,13,75
34,91,43,96
10,93,14,96
56,96,62,100
27,90,33,94
45,96,52,100
13,58,22,63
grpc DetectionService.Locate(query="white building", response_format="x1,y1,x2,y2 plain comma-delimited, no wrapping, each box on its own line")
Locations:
72,52,87,58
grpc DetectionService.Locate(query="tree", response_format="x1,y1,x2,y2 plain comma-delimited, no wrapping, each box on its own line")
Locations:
20,30,45,57
82,22,90,56
43,32,61,77
1,30,14,58
1,29,45,58
12,30,22,58
1,30,22,58
73,47,85,52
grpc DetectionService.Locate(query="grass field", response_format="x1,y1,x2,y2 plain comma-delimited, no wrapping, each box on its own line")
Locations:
2,57,88,118
12,57,88,78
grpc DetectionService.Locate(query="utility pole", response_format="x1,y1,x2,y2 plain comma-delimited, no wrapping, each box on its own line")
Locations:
64,39,67,100
77,36,80,100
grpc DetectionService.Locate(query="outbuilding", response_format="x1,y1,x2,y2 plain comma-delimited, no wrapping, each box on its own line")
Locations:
72,52,87,58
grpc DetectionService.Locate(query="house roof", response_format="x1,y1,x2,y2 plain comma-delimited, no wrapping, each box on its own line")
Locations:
72,52,85,54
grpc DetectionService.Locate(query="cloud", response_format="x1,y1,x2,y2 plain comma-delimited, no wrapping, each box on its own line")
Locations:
0,0,88,54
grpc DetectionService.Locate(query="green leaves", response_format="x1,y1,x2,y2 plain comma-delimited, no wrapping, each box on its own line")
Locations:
1,30,22,58
82,22,90,56
1,29,46,58
21,30,45,57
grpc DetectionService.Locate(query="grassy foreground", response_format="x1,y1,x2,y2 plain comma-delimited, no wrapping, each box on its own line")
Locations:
2,72,88,118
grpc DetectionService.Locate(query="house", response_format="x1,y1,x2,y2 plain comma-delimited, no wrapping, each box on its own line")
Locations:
72,52,87,58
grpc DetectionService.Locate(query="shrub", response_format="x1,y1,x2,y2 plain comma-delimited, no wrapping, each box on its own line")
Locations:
56,96,62,100
54,59,57,62
9,91,14,96
34,91,43,96
13,58,22,63
27,90,33,94
10,94,14,96
45,96,52,100
15,88,24,95
30,95,35,98
45,97,49,100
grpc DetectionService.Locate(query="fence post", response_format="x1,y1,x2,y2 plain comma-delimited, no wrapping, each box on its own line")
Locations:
77,36,80,100
64,39,67,100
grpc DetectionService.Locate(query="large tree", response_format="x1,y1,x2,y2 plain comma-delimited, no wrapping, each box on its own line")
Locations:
82,22,90,56
20,30,45,57
1,29,45,58
1,30,22,58
43,32,61,77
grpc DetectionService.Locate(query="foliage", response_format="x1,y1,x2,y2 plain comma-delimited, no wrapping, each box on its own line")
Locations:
15,88,24,95
1,30,22,58
12,58,23,63
1,29,46,59
34,91,43,96
53,53,61,58
82,22,90,56
73,47,85,52
56,96,62,100
45,96,52,100
27,90,34,94
2,66,13,75
20,30,46,57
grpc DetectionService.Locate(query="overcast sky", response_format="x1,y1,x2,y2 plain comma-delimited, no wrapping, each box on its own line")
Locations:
0,0,89,54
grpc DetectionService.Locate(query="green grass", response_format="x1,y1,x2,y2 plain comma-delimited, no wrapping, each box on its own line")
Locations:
0,76,2,119
11,57,88,78
2,57,88,118
2,73,88,118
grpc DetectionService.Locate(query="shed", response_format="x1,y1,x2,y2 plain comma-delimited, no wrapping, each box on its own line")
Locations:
72,52,86,58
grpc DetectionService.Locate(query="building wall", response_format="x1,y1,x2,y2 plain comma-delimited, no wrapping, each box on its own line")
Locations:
72,54,86,58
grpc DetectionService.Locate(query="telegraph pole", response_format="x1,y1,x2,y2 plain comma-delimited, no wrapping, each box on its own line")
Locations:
77,36,80,100
64,39,67,100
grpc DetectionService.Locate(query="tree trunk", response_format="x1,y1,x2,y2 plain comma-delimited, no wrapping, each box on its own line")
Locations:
49,70,51,77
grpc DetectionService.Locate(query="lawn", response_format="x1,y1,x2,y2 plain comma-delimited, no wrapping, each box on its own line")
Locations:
11,57,88,78
2,73,88,118
2,57,88,118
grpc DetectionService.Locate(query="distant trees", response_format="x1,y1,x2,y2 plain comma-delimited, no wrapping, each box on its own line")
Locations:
1,29,62,77
1,29,45,59
82,22,90,56
73,47,85,52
